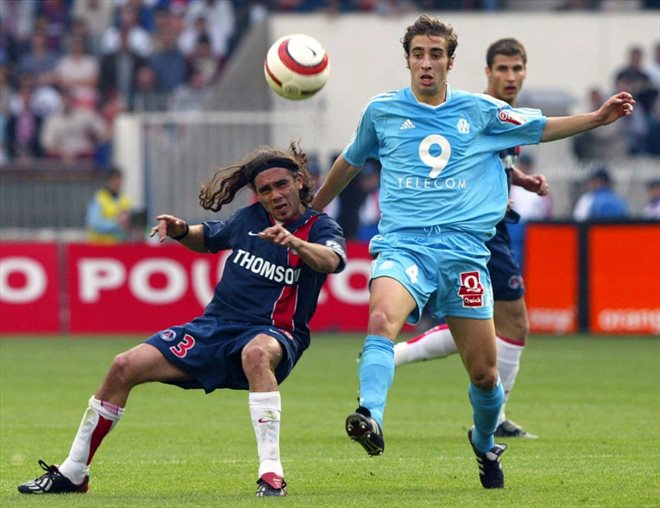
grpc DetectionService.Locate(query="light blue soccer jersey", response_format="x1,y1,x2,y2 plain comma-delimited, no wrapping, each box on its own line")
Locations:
343,85,547,238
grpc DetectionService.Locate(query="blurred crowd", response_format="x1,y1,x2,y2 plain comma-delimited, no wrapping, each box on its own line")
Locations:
572,42,660,160
1,0,251,167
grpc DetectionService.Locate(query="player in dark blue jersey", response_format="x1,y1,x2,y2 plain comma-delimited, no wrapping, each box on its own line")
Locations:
311,15,634,490
18,143,347,498
394,39,549,440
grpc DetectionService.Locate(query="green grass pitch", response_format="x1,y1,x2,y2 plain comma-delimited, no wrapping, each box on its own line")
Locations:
1,334,658,507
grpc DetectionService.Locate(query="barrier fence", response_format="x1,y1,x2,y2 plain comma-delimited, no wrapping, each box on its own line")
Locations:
1,222,659,336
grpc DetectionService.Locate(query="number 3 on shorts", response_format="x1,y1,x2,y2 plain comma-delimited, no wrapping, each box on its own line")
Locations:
405,263,419,284
170,334,196,358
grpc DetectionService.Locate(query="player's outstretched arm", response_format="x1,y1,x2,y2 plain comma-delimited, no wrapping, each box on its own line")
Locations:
310,155,361,212
256,224,341,274
150,214,208,253
541,91,635,142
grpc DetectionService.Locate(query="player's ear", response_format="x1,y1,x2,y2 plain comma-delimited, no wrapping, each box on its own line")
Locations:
448,55,455,71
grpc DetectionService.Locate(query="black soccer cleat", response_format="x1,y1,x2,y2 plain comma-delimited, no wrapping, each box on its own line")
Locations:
468,427,507,489
495,419,538,439
345,406,384,456
255,472,287,497
17,460,89,494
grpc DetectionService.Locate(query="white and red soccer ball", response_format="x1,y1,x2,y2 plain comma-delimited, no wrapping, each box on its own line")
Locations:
264,34,330,101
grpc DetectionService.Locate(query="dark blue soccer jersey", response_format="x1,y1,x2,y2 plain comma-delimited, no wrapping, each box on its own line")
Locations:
201,203,346,348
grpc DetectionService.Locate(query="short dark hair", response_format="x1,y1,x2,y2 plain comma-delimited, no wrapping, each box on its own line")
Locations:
401,15,458,59
486,38,527,68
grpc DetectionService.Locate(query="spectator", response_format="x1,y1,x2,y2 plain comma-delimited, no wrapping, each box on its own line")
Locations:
72,0,115,56
40,87,108,164
642,179,660,219
36,0,71,52
615,75,649,155
86,167,132,244
573,167,630,221
5,80,44,162
99,28,147,109
170,68,213,112
149,28,188,94
615,45,658,115
187,33,223,86
181,0,235,59
644,42,660,90
100,4,152,59
132,65,169,112
54,34,99,108
17,32,59,88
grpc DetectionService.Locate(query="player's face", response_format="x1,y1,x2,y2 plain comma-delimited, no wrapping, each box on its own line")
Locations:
485,54,527,106
254,167,305,223
406,35,454,105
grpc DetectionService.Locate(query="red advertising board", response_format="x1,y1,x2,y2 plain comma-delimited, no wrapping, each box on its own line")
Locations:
0,243,61,333
66,242,371,334
588,224,660,334
524,224,579,334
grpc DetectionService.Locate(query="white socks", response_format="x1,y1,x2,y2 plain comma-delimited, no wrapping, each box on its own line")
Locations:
59,396,124,484
249,391,283,479
495,337,524,424
394,325,457,367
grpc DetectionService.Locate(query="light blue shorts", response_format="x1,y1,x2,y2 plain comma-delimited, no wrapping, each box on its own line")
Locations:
369,228,493,324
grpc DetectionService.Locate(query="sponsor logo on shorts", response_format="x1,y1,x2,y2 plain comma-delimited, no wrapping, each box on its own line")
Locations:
457,271,485,308
160,329,177,342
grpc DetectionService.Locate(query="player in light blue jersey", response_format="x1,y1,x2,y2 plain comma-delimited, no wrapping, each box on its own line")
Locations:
394,38,549,441
311,14,634,489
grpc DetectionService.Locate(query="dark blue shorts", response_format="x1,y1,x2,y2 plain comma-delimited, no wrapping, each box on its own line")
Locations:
145,316,306,393
486,221,525,301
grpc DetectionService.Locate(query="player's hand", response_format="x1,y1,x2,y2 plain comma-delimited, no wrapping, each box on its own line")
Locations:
527,174,549,196
150,214,187,242
596,92,635,125
256,224,297,249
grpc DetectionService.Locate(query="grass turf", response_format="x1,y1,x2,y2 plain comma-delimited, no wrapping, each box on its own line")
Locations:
1,334,658,507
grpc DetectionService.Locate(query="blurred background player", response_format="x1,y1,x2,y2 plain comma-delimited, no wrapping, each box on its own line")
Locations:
393,38,549,439
86,167,132,244
18,143,346,498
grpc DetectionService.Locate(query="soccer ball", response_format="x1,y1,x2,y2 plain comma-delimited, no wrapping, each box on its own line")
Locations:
264,34,330,101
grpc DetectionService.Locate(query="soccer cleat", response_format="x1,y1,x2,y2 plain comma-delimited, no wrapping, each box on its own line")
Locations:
495,419,538,439
255,472,287,497
17,460,89,494
345,406,384,456
468,427,507,489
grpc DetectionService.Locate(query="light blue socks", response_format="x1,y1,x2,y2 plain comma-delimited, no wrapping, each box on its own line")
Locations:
358,335,394,427
469,380,505,453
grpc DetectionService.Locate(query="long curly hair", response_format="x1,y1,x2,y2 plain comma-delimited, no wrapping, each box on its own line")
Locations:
199,141,315,212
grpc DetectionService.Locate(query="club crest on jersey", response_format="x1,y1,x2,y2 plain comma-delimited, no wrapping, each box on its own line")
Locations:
456,117,470,134
160,329,177,342
497,109,526,126
457,271,485,308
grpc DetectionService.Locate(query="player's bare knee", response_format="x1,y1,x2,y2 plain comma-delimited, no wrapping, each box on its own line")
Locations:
107,351,139,388
367,309,398,338
242,343,271,373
